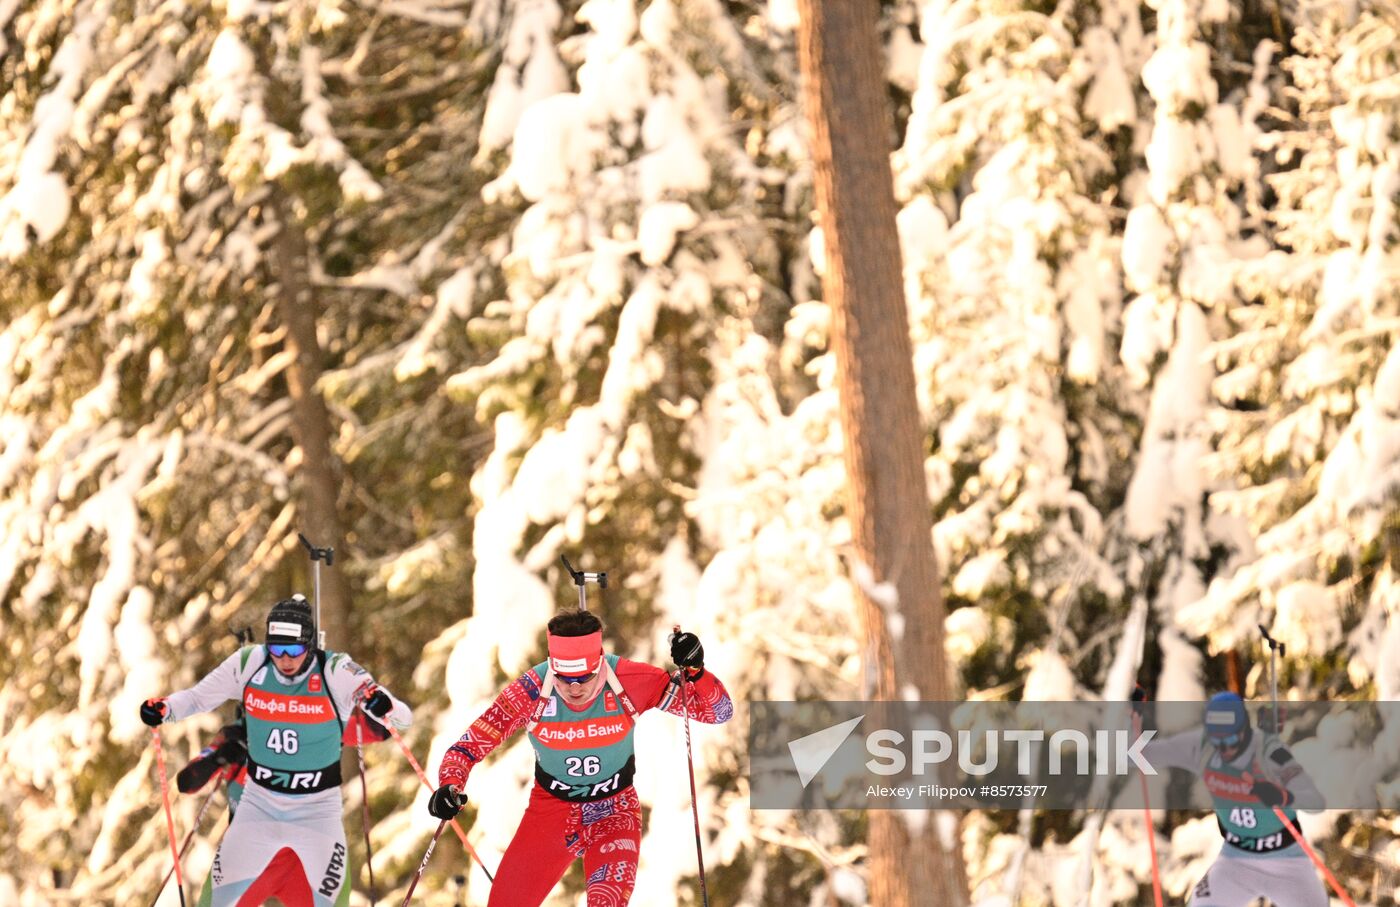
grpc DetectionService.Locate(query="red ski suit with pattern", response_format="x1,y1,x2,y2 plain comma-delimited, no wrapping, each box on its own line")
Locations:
439,659,732,907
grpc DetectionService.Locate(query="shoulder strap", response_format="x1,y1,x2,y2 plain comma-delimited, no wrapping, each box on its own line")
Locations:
239,650,271,728
1247,733,1285,783
1197,732,1216,776
525,662,639,732
603,659,639,721
318,650,345,732
526,670,557,733
244,649,271,696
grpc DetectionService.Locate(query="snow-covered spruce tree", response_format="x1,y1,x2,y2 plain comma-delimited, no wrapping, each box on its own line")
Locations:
891,1,1153,902
1115,0,1274,701
895,0,1136,701
1197,6,1400,883
0,3,316,898
1108,0,1300,901
1201,4,1400,700
0,0,503,899
423,0,799,901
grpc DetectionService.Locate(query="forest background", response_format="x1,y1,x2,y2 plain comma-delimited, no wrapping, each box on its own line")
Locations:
3,0,1399,903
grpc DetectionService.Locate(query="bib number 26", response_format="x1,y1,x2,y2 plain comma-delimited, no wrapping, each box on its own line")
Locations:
565,755,600,777
267,728,300,754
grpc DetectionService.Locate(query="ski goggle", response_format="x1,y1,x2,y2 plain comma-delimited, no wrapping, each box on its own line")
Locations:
557,671,597,686
268,643,308,658
1209,731,1243,748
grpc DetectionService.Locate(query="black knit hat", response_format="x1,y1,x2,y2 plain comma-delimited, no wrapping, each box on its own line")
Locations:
266,595,315,646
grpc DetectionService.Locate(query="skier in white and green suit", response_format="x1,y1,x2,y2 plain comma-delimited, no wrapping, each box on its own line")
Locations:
1141,691,1327,907
141,595,412,906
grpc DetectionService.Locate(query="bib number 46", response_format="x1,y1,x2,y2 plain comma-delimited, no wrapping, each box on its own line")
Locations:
267,728,300,754
565,755,600,777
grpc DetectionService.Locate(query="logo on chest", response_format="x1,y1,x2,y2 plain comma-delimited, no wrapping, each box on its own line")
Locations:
533,715,631,749
309,673,322,693
244,688,334,723
543,698,558,717
1204,768,1254,802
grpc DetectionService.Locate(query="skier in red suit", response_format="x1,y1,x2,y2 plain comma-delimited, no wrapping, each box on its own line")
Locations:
429,610,732,906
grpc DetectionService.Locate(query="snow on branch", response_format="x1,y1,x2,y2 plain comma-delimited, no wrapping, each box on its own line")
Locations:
0,0,108,259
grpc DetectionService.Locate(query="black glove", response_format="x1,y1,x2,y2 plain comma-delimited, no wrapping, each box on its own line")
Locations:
176,723,246,793
670,631,704,670
1251,778,1291,808
178,735,234,791
364,686,393,718
176,759,217,793
140,698,168,727
428,784,464,820
1130,683,1148,716
214,723,248,764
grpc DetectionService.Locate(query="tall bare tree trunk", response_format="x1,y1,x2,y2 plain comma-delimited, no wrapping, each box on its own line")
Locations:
269,193,351,652
795,2,967,904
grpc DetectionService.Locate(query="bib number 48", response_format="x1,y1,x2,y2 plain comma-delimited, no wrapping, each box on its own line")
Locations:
565,755,600,777
1229,808,1257,829
267,728,300,755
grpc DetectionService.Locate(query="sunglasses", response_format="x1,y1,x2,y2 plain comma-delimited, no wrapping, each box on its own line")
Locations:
1210,732,1243,748
268,643,308,658
557,671,597,686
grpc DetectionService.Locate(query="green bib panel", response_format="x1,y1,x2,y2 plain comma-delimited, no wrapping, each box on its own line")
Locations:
529,655,637,801
1202,739,1296,853
242,652,344,794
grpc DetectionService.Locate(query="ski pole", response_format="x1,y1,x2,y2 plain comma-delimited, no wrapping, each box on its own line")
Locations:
673,625,710,907
401,820,448,906
150,728,188,907
1131,712,1163,907
148,778,222,907
1138,779,1163,907
376,717,495,881
561,555,607,612
298,536,376,897
355,716,378,904
298,532,333,650
1259,624,1285,732
1242,773,1355,907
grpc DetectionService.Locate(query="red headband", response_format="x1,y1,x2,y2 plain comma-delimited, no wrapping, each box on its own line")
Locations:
548,631,603,676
